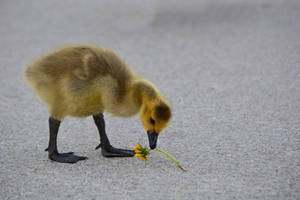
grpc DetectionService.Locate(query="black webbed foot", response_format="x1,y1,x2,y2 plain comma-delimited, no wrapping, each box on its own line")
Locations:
93,114,135,158
101,145,135,157
46,117,88,164
45,148,73,155
60,152,74,156
48,152,87,163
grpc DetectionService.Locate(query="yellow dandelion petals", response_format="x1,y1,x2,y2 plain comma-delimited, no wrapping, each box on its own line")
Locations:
133,143,150,162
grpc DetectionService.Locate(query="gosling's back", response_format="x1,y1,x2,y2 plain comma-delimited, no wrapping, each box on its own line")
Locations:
25,45,137,119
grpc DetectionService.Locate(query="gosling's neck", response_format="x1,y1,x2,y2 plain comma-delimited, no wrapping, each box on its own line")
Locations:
131,78,158,109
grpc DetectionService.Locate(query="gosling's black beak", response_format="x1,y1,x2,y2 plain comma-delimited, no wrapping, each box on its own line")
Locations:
147,130,158,149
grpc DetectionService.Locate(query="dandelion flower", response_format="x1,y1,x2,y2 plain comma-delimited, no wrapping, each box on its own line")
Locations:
133,143,188,172
133,143,150,161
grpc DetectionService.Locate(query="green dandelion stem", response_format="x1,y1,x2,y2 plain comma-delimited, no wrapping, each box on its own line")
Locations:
155,147,181,167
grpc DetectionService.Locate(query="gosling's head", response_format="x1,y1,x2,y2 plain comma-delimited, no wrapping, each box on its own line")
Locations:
140,98,172,149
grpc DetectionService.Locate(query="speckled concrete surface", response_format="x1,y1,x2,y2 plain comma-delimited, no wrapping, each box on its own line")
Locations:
0,0,299,199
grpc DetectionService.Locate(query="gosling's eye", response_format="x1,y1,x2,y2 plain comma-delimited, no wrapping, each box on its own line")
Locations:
150,117,155,125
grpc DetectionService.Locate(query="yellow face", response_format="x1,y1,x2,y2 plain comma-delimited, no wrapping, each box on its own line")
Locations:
140,101,172,134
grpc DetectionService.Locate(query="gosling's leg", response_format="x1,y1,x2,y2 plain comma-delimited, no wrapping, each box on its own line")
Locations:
45,117,87,163
93,114,135,157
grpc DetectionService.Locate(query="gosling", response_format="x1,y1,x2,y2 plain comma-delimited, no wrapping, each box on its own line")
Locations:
24,45,172,163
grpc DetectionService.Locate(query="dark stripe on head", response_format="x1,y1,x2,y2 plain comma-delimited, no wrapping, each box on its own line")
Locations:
154,102,171,121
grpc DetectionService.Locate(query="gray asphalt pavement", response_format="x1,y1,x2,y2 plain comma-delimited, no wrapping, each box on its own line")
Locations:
0,0,299,199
